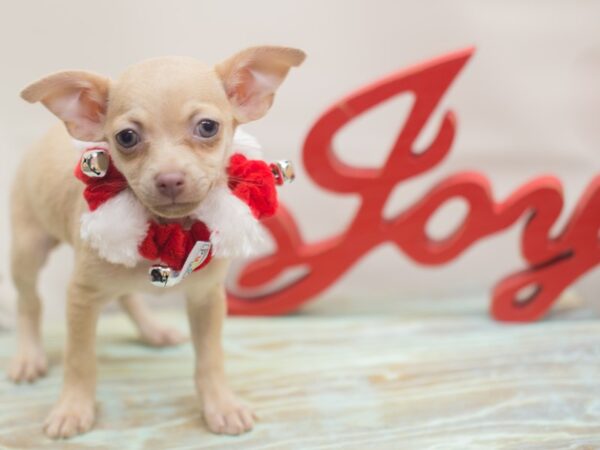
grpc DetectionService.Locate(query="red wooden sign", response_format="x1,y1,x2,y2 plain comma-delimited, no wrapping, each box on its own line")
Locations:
227,47,600,322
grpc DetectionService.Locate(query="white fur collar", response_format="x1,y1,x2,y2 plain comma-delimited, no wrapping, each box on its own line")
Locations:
77,128,266,267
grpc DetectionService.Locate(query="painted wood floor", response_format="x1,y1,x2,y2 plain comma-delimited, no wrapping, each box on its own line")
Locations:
0,295,599,449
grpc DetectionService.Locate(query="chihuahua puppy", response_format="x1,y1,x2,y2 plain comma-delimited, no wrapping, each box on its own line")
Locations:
9,46,305,439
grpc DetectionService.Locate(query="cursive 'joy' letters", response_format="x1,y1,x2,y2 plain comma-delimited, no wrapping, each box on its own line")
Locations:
227,48,600,322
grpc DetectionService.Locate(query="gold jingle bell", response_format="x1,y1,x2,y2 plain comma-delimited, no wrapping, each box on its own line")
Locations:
149,265,175,287
81,149,109,178
270,160,295,185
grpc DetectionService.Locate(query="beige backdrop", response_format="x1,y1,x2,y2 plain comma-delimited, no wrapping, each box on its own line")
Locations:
0,0,599,321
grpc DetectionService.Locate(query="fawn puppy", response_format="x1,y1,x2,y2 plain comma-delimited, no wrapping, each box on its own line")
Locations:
10,46,305,439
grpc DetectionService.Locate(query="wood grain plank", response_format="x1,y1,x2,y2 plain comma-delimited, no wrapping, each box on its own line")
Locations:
0,302,599,449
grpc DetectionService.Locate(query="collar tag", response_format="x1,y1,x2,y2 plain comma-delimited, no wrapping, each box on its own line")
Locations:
148,241,212,287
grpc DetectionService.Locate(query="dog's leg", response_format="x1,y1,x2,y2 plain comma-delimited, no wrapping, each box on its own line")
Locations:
43,280,103,439
8,200,57,383
119,294,187,347
186,285,254,435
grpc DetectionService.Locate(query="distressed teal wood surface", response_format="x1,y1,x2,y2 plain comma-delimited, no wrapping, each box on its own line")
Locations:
1,297,600,449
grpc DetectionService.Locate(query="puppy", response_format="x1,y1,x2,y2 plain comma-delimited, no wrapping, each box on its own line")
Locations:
9,46,305,439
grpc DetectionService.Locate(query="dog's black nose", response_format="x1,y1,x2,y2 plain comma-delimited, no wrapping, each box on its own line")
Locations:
155,172,185,199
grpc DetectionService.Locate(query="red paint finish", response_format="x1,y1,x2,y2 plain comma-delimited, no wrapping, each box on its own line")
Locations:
227,47,600,322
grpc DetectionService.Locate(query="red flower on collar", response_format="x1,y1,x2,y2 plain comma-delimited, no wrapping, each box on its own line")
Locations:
227,153,279,219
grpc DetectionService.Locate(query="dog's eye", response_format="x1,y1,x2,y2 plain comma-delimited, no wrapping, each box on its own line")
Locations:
194,119,219,139
115,129,140,149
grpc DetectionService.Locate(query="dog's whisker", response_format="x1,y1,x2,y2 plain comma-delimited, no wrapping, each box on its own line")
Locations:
86,182,129,192
227,177,265,186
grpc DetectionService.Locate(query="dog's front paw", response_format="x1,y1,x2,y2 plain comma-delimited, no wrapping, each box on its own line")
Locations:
8,345,47,383
202,389,254,435
43,393,95,439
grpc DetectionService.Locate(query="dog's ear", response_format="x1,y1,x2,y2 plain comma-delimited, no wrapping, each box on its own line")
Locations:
216,46,306,123
21,71,110,141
